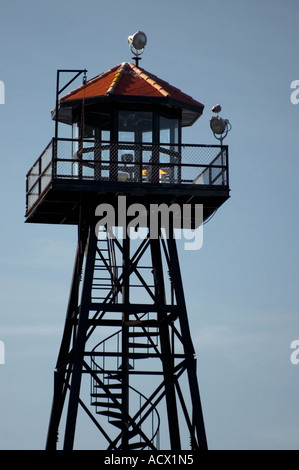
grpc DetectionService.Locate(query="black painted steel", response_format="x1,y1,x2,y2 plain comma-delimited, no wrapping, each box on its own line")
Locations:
45,220,208,450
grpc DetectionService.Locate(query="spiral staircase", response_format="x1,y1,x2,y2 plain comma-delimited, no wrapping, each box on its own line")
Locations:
88,228,161,450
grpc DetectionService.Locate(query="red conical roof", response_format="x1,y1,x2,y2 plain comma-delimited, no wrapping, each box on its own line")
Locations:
57,62,204,126
61,62,203,106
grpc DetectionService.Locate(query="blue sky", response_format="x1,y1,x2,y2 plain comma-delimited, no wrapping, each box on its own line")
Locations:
1,0,299,450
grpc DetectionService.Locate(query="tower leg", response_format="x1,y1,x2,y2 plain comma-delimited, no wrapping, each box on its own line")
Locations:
150,238,181,450
167,236,208,450
63,225,98,450
46,223,89,450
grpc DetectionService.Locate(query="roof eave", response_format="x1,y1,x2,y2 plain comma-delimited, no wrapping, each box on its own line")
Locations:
53,94,204,126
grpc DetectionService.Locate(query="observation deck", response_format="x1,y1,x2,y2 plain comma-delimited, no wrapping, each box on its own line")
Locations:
25,138,229,225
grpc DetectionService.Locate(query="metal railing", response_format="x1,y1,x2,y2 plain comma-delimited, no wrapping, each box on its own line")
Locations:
26,138,229,213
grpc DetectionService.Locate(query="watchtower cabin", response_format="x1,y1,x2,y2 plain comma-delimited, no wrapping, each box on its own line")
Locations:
26,62,229,225
25,57,230,451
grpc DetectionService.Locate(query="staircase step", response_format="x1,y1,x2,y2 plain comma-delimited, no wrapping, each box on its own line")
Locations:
97,410,123,419
91,392,122,398
128,342,156,349
110,420,123,429
128,332,158,338
91,401,121,408
118,362,134,370
128,442,148,450
128,352,156,359
93,282,111,286
94,383,122,389
104,373,121,380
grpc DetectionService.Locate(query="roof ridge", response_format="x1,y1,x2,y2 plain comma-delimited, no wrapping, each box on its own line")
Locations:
128,63,169,98
106,62,128,95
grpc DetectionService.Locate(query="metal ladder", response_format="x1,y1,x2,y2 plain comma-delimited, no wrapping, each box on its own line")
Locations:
92,228,118,304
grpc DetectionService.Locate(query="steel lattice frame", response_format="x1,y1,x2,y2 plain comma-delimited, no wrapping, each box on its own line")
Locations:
46,219,207,450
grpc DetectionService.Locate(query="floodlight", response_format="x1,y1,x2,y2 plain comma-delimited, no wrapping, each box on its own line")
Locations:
128,31,147,51
210,105,232,144
210,116,227,135
128,31,147,65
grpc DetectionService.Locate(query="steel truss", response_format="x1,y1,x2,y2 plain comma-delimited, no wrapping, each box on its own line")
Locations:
46,219,207,450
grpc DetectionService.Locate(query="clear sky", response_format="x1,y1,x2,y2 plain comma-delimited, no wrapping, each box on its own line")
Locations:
1,0,299,450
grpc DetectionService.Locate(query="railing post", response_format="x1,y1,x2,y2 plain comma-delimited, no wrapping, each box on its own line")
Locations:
110,142,118,181
52,137,57,179
78,138,83,180
136,143,142,183
26,170,29,213
177,144,182,184
225,145,229,187
151,143,159,183
38,155,42,198
220,145,224,185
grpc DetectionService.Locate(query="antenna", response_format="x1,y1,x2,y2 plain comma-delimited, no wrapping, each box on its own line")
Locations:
128,31,147,66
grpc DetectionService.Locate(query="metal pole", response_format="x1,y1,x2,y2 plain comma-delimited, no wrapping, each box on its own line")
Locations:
167,236,208,450
63,224,97,450
150,236,181,450
46,222,89,450
121,235,130,449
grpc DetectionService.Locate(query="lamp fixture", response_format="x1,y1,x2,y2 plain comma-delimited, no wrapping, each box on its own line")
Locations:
210,104,232,144
128,31,147,66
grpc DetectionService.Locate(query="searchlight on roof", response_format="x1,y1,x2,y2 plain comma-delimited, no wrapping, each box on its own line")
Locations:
128,31,147,65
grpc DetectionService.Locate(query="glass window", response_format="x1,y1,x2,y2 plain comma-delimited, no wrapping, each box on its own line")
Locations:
118,111,153,142
118,112,153,175
100,130,110,141
159,116,181,183
160,116,179,144
142,130,153,143
84,108,111,137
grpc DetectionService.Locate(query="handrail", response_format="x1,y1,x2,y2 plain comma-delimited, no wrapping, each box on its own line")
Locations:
192,147,227,184
26,138,53,176
26,138,229,215
25,160,53,196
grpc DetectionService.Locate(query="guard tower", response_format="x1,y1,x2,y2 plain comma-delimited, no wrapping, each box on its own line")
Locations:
25,34,230,450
